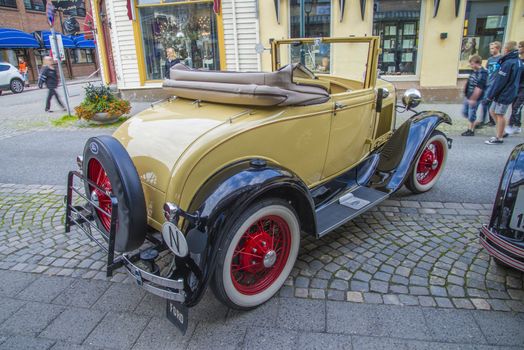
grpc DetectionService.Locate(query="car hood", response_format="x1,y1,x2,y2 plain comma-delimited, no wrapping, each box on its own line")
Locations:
113,98,255,192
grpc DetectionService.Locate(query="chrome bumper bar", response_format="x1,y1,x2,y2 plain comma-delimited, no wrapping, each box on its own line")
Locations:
121,255,185,302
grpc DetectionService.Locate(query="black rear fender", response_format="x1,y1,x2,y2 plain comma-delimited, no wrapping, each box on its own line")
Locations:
181,160,314,306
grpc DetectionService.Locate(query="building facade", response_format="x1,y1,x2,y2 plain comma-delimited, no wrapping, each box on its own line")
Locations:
91,0,524,101
0,0,98,82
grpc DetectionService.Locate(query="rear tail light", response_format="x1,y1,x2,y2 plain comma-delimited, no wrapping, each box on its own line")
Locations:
164,202,179,222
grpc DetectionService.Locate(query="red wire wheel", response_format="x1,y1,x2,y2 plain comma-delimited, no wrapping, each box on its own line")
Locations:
406,130,448,194
87,158,114,231
230,215,291,295
213,199,300,309
416,140,444,185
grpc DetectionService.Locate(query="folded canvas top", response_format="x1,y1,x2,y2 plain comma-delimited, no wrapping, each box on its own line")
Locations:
162,63,330,107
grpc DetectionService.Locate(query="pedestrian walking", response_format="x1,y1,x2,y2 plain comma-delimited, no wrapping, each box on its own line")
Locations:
507,41,524,135
164,47,181,79
18,57,29,87
40,56,65,113
485,41,523,145
461,55,488,136
479,41,502,127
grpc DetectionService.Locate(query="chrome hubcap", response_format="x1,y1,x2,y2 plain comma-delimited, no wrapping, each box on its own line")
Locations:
263,250,277,268
91,190,99,207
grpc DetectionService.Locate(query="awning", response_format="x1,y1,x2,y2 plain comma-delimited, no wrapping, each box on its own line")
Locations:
38,31,76,49
0,28,40,48
71,34,95,49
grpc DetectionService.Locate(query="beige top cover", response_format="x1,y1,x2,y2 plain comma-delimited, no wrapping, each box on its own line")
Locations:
162,63,330,107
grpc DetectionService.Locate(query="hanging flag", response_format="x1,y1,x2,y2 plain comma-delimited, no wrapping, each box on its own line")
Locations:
360,0,366,21
213,0,220,15
274,0,280,24
84,7,95,40
46,0,55,27
433,0,440,18
126,0,134,20
339,0,345,22
455,0,461,17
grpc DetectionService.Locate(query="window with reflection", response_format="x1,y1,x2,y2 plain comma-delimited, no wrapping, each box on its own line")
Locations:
24,0,44,11
139,2,220,80
373,0,421,76
289,0,331,73
459,0,509,73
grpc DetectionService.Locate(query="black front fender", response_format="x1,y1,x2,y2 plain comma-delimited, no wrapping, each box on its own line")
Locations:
372,110,452,192
180,160,314,306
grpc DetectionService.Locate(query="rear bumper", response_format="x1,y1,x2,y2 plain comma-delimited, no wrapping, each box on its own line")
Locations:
479,225,524,272
121,255,185,302
65,170,187,303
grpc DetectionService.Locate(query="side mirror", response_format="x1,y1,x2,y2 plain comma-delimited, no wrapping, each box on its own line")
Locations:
255,43,265,54
402,88,422,110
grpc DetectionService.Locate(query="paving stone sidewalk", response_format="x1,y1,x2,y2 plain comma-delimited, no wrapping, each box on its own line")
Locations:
0,269,523,350
0,183,523,314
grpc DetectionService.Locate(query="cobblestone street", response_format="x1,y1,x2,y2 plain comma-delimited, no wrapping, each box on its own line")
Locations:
0,183,523,349
0,95,523,348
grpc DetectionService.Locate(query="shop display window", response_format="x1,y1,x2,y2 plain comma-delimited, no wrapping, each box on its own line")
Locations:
73,49,94,64
373,0,421,76
139,2,220,80
289,0,331,73
459,0,509,74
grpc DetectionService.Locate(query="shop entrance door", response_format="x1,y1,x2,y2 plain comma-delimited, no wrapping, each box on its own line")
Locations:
99,0,117,84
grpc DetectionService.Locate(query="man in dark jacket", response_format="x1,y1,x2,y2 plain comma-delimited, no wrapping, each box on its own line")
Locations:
164,48,181,79
40,56,65,113
485,42,523,145
507,41,524,135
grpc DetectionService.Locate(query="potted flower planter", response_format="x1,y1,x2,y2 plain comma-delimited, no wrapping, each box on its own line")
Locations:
74,84,131,125
90,112,121,125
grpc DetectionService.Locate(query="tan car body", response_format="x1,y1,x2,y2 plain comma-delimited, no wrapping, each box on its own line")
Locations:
112,37,396,231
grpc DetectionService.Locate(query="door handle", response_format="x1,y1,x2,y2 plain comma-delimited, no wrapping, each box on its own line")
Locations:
334,102,347,110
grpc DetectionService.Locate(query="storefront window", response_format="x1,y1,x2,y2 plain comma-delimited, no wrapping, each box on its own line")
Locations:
289,0,331,72
72,49,94,64
138,2,220,80
459,0,509,73
0,49,26,67
34,50,50,67
373,0,421,76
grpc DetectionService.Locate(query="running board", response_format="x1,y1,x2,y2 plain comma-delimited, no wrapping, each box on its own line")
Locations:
315,186,389,237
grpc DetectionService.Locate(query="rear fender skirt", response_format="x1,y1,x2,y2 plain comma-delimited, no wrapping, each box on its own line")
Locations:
370,111,452,192
181,160,315,306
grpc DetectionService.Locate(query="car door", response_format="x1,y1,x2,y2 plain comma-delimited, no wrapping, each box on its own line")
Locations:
0,64,11,88
321,89,376,179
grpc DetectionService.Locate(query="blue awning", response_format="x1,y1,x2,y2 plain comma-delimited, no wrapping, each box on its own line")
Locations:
0,28,40,48
38,31,76,49
71,34,95,49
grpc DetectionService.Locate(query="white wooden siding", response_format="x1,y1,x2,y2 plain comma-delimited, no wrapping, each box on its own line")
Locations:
222,0,260,71
102,0,140,89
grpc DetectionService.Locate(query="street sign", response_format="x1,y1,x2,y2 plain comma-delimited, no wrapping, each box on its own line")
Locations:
50,34,65,62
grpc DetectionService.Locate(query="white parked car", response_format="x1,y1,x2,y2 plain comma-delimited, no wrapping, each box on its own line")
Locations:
0,62,25,95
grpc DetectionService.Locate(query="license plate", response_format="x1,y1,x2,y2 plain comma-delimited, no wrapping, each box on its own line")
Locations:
166,300,188,334
510,185,524,232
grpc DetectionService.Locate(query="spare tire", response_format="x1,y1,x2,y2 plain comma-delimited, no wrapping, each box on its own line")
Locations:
82,135,147,252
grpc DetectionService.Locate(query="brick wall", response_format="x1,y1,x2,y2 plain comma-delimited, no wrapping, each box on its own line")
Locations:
0,0,98,81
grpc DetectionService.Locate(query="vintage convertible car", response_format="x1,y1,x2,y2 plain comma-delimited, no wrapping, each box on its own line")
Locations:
65,37,451,330
480,143,524,272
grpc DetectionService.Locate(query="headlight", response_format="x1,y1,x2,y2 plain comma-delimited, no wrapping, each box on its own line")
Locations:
402,88,422,110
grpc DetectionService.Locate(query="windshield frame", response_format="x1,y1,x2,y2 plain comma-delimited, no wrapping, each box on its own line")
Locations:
270,36,380,89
